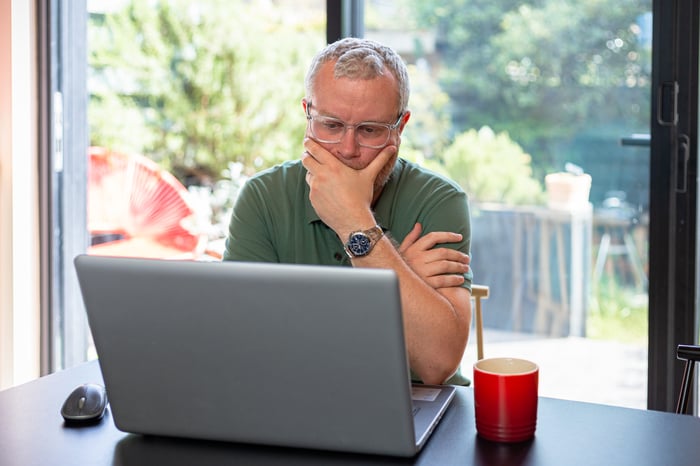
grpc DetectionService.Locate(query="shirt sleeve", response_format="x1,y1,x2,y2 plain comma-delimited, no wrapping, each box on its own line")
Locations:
222,177,280,263
419,188,473,291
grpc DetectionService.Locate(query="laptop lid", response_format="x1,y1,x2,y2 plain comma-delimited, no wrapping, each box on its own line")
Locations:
74,255,455,457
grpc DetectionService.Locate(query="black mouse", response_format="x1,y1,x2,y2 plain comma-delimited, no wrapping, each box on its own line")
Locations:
61,383,108,424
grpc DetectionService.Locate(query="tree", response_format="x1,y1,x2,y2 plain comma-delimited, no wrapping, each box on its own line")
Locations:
407,0,651,174
400,63,452,165
88,0,324,180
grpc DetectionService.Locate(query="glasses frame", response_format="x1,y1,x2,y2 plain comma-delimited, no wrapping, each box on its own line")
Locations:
305,101,404,149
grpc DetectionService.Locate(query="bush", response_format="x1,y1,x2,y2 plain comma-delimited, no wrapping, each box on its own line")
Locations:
442,126,545,205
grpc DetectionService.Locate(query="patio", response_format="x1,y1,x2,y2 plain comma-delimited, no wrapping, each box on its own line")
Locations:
461,329,648,410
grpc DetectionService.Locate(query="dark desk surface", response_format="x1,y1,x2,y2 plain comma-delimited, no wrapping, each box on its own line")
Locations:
2,360,700,466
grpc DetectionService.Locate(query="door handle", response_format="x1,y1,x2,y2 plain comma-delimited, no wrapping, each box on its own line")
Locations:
620,134,650,147
676,133,689,193
657,81,679,127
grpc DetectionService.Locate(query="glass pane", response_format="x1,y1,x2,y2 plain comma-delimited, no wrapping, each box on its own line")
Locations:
365,0,651,408
84,0,326,359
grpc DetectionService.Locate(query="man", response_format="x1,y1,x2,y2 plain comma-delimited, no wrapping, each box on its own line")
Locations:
224,37,472,385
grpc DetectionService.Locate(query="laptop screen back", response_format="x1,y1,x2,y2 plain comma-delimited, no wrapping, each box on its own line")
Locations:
74,255,425,456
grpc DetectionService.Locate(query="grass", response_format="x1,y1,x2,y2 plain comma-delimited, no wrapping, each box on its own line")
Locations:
586,277,648,345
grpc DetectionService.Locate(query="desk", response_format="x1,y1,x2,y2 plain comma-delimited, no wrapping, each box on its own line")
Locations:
2,361,700,466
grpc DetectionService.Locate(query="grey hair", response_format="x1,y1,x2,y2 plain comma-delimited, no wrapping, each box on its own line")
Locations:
304,37,410,115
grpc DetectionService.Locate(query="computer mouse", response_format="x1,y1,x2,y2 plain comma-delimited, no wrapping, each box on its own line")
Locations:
61,383,108,424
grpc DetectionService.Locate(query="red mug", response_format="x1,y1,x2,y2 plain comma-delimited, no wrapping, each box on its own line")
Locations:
473,357,539,442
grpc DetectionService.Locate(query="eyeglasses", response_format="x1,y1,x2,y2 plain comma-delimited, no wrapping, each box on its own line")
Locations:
305,102,404,149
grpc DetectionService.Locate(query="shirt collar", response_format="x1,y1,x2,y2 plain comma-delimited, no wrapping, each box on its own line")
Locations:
303,180,320,224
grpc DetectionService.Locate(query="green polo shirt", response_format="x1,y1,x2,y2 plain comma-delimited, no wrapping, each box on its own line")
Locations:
223,157,472,385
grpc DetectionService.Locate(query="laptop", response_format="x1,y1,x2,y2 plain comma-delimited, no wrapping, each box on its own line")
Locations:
73,255,455,457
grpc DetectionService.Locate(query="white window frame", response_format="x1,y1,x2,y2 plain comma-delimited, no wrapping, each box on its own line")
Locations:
0,0,41,389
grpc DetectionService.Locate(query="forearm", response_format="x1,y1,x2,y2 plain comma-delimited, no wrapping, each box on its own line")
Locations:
351,236,472,385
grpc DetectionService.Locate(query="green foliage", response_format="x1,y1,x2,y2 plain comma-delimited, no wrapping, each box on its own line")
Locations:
401,64,452,160
441,127,544,205
88,0,324,179
406,0,651,174
89,0,651,205
587,278,648,344
491,1,651,140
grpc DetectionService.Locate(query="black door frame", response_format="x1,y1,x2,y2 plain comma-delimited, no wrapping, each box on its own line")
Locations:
648,0,699,412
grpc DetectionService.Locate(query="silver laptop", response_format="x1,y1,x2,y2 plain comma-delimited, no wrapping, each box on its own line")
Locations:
73,255,455,457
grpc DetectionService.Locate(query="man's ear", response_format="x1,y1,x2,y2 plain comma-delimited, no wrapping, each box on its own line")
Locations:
398,110,411,134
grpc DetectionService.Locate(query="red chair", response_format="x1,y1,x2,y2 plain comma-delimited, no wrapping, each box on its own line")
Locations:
87,146,205,259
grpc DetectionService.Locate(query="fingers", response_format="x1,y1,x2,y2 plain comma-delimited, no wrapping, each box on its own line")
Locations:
302,139,337,186
418,259,470,289
399,223,470,268
303,137,336,166
425,248,471,268
420,254,471,274
302,138,396,190
399,223,465,251
413,230,464,250
398,223,423,253
301,139,325,170
425,274,466,290
397,222,470,289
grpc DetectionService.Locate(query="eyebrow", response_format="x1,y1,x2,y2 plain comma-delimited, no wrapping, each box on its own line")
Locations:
309,102,394,125
313,110,397,126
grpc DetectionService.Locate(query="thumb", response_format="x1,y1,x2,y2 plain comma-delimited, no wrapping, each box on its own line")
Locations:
366,145,397,180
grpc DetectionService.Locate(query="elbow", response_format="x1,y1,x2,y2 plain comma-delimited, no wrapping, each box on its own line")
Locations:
420,365,459,386
420,333,470,385
421,372,452,386
418,353,465,386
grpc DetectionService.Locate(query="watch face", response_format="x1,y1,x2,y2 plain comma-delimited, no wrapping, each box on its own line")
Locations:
347,232,371,256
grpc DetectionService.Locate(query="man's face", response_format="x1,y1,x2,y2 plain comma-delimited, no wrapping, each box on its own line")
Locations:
304,62,410,193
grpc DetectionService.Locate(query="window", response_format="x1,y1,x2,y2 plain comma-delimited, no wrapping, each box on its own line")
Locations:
364,0,652,408
51,0,326,370
43,0,698,412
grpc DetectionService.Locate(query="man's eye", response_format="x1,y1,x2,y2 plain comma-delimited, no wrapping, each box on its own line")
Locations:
359,125,382,135
321,120,344,131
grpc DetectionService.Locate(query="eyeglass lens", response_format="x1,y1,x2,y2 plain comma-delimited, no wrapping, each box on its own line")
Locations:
309,117,392,148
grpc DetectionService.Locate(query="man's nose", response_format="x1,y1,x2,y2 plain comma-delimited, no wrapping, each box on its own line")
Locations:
337,126,361,155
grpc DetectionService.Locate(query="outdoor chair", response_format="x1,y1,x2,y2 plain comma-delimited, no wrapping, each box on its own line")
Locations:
87,146,205,259
472,284,490,360
676,344,700,414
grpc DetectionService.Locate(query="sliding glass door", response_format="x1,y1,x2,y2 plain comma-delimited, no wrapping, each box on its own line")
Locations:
44,0,698,412
362,0,653,408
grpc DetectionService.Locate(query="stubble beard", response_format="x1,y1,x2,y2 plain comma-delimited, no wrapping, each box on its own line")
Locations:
371,150,398,201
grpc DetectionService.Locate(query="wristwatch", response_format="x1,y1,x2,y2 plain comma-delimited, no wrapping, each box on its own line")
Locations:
344,225,384,258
